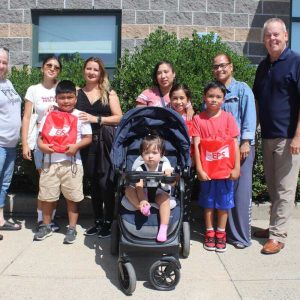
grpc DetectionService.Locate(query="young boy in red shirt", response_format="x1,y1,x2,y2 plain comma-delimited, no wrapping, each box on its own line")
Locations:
193,81,240,252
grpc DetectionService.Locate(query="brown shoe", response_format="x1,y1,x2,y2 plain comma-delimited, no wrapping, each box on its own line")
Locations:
253,228,269,238
261,239,284,255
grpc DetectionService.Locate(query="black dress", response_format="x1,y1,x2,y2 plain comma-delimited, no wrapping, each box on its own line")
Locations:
76,89,115,223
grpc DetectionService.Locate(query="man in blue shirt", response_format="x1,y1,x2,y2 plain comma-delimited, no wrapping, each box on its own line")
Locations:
253,18,300,255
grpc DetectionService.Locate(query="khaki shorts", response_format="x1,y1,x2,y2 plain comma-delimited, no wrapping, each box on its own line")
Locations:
38,161,84,202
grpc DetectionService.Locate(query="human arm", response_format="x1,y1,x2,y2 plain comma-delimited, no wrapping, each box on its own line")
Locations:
239,84,256,160
229,138,240,180
135,179,150,209
65,134,92,156
37,134,54,154
193,136,210,181
78,90,122,125
290,109,300,154
21,100,34,160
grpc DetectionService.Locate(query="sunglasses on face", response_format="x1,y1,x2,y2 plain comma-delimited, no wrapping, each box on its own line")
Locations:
212,62,231,71
45,63,60,71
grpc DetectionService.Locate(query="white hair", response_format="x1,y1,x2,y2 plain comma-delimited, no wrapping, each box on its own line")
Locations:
263,18,287,36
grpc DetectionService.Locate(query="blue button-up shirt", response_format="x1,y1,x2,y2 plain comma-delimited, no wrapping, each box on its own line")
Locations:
222,78,256,145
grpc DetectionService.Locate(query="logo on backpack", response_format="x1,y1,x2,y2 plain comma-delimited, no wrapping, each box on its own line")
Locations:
206,145,230,161
41,111,78,153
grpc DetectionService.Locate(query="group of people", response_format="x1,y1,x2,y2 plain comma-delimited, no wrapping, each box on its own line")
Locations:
0,17,299,255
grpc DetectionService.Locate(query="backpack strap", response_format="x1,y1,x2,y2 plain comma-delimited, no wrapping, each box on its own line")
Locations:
140,163,147,171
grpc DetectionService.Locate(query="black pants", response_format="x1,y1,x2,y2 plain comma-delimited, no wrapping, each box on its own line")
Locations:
81,125,115,223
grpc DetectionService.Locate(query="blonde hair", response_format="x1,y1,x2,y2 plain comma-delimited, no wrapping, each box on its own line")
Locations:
83,57,110,105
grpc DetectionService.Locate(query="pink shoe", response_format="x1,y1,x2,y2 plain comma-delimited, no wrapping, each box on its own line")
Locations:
141,204,151,216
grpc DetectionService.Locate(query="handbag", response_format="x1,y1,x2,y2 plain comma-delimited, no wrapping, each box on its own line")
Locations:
27,86,38,150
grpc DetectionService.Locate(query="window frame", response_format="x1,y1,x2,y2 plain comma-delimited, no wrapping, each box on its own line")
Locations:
31,9,122,72
290,0,300,52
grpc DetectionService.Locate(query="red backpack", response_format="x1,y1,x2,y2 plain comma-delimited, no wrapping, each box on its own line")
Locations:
41,111,78,153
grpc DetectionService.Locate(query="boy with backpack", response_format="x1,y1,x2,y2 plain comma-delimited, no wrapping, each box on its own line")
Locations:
34,80,92,244
193,81,240,252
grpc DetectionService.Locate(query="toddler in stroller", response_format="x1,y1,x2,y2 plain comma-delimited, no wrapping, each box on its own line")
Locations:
110,106,191,295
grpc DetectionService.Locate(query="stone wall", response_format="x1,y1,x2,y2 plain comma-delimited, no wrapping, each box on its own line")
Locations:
0,0,291,66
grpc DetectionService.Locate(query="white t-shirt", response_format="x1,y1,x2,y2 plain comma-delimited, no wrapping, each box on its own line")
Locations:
25,83,57,123
39,109,92,165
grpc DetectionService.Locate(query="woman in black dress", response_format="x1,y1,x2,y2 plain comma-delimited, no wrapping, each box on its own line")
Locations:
77,57,122,238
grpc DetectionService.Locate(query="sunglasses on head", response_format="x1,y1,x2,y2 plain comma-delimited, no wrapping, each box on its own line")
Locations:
45,63,60,71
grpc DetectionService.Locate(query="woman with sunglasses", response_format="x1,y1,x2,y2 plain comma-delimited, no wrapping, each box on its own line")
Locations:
0,47,22,237
22,56,62,231
212,53,256,249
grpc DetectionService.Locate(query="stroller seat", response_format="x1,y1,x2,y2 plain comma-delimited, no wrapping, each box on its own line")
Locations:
120,205,180,240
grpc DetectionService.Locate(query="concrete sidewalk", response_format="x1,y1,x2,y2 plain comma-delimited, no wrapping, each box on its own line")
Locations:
1,211,300,300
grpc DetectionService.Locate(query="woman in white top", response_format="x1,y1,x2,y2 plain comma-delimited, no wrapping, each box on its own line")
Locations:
0,47,22,238
21,56,61,230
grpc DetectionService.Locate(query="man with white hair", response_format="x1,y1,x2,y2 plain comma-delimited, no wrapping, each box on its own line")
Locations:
253,18,300,254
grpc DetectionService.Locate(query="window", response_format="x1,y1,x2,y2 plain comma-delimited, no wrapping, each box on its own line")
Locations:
31,10,121,74
291,0,300,52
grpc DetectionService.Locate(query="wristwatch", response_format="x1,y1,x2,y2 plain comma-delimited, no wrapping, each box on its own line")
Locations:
96,116,102,125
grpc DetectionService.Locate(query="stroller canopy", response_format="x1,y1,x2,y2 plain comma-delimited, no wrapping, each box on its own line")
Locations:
111,107,191,171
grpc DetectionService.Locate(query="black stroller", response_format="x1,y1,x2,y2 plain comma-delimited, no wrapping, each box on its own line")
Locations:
110,107,191,295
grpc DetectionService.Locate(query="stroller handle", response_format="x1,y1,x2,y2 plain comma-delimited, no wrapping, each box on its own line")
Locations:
125,171,177,186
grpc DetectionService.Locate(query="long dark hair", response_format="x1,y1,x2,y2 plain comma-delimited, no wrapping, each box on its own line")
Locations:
152,60,175,87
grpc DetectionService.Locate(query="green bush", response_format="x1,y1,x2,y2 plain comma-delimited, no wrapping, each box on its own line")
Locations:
112,28,256,112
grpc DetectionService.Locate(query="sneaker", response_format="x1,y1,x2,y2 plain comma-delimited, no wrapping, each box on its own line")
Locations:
34,224,52,241
84,219,103,236
215,231,227,253
98,221,111,238
50,220,60,232
63,227,77,244
36,220,43,232
203,230,216,251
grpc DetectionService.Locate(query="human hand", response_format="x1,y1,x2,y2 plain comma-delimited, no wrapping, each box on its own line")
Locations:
65,144,78,156
290,136,300,155
39,143,54,154
186,105,194,121
78,112,97,123
240,141,250,160
164,169,172,176
229,168,240,180
196,169,211,181
22,144,32,160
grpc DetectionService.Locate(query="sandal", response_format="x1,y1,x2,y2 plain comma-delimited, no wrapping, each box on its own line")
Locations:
0,221,22,231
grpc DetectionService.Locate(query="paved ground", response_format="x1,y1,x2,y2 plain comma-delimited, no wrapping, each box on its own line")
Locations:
1,205,300,300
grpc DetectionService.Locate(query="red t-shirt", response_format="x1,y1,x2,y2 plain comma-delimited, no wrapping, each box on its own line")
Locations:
192,110,239,139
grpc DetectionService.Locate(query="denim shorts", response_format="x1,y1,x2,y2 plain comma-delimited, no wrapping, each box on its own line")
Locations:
197,179,234,210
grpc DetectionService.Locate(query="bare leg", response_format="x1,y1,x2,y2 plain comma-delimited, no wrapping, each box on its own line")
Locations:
156,192,170,225
65,199,79,228
42,201,54,225
204,208,214,229
217,209,228,230
125,186,141,209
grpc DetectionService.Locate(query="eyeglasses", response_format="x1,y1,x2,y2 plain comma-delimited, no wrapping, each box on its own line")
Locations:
45,63,60,71
212,62,231,70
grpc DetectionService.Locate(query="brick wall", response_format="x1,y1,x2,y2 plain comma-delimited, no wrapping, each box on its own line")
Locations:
0,0,291,66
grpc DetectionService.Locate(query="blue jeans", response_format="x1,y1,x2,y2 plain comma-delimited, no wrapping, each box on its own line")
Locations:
0,146,16,208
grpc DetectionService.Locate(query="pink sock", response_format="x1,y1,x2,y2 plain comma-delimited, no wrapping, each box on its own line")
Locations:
141,204,151,216
157,224,168,242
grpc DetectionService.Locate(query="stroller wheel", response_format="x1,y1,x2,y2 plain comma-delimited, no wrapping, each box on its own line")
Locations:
110,220,119,255
118,261,136,295
181,221,190,258
149,260,180,291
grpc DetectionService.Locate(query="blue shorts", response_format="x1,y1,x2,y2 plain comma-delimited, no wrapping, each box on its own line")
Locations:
197,179,234,210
